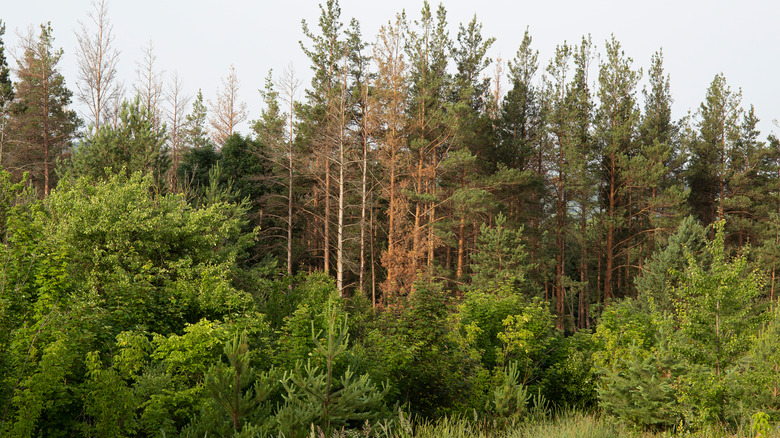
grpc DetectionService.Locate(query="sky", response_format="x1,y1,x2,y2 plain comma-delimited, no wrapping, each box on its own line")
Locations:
2,0,779,137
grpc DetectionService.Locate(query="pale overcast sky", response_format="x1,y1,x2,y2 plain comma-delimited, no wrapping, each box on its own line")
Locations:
3,0,779,137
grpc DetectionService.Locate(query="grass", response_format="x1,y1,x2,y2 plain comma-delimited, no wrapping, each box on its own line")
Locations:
306,410,780,438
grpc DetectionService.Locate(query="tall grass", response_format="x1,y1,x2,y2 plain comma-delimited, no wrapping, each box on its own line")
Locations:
306,410,780,438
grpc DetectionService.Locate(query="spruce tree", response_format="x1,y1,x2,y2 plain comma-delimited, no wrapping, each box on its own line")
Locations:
469,213,531,292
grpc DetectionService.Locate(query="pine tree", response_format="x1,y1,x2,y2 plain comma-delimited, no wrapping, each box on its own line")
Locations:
567,36,596,328
595,35,641,301
687,73,741,228
0,20,14,167
75,0,122,132
69,96,167,183
405,1,453,275
165,72,190,192
7,23,79,196
299,0,346,275
374,13,414,299
182,89,211,150
445,15,495,282
724,105,771,249
205,331,257,434
210,64,248,147
495,29,547,290
252,69,299,275
636,49,688,255
277,308,387,436
544,41,573,325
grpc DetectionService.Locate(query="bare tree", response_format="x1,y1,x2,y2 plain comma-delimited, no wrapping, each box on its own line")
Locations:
134,39,164,128
278,66,301,275
166,72,190,191
210,64,247,147
252,66,301,276
75,0,121,132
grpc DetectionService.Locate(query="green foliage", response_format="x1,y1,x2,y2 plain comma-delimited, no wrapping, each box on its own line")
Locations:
484,362,529,422
458,288,526,370
593,298,655,370
539,330,598,409
733,307,780,420
68,96,168,184
44,171,254,333
182,89,212,150
178,141,220,201
671,223,766,425
597,342,681,430
469,213,532,292
277,308,388,437
274,273,346,368
367,277,475,417
635,215,708,313
597,221,772,430
205,331,258,433
496,298,559,387
82,351,138,437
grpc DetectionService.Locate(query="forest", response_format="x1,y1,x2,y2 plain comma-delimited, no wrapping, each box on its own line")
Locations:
0,0,779,437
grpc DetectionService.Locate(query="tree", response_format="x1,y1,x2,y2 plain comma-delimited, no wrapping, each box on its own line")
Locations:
669,222,766,424
544,41,572,325
253,68,300,275
133,39,164,129
567,36,596,328
374,12,413,301
69,96,167,183
469,213,530,291
636,49,687,257
205,331,257,434
405,1,453,275
166,72,190,191
634,215,707,313
210,64,247,147
0,20,14,167
595,35,641,301
723,105,772,249
687,73,741,228
446,14,495,282
299,0,347,275
495,29,546,290
182,89,211,150
75,0,122,132
277,308,388,436
345,18,373,298
7,23,79,196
